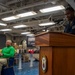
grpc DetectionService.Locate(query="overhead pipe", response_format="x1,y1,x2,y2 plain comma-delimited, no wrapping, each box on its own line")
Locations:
6,0,24,5
0,0,52,15
0,3,8,10
66,0,75,10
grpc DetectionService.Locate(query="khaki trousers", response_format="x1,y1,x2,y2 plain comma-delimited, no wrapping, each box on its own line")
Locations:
0,58,7,75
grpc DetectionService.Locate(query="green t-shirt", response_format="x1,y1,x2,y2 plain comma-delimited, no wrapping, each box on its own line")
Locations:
1,46,15,58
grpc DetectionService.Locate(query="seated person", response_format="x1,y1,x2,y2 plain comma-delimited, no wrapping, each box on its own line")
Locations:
0,40,15,75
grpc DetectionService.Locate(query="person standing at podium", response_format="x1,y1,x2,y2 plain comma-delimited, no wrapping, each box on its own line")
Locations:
64,6,75,34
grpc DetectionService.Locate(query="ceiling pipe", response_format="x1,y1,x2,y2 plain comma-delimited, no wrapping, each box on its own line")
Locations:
66,0,75,10
0,0,52,15
0,3,8,10
6,0,24,5
5,11,64,23
7,18,49,27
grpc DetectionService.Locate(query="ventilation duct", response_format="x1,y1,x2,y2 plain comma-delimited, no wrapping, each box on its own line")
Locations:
66,0,75,10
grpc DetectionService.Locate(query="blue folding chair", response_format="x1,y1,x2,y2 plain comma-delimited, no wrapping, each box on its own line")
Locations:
1,58,15,75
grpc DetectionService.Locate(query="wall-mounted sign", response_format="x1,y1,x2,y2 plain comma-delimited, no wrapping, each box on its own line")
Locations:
42,56,48,73
27,36,35,47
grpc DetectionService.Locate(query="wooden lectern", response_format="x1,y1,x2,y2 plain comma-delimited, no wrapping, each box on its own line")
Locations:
35,32,75,75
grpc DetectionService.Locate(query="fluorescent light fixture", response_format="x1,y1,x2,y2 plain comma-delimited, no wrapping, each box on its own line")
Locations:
27,34,34,36
13,25,27,28
42,30,49,32
2,11,37,21
39,22,55,26
42,30,45,31
0,23,7,26
46,30,49,32
40,5,65,13
17,11,37,17
21,32,30,35
0,29,12,31
2,16,19,21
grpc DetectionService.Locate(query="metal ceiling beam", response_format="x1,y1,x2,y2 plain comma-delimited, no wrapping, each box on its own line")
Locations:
5,11,64,23
0,0,52,15
66,0,75,10
6,0,24,5
7,19,49,27
0,3,8,10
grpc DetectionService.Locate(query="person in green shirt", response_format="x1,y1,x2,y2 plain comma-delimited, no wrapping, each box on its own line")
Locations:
0,40,15,75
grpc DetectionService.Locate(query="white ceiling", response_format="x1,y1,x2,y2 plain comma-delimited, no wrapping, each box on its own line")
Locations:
0,0,69,36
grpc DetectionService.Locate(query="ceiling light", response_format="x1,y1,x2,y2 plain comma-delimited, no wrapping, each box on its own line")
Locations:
51,1,56,4
42,30,45,31
2,11,37,21
0,23,7,26
40,5,65,13
21,32,30,35
27,34,34,36
13,25,27,28
2,16,19,21
17,11,37,18
39,22,55,26
0,29,12,31
46,30,49,32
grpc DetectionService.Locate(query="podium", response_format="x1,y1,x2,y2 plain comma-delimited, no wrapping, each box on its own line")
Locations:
35,32,75,75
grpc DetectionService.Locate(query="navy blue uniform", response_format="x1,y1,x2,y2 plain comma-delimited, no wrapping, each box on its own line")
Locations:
64,18,75,34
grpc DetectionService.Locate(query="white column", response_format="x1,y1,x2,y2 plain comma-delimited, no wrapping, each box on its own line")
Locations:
30,54,33,67
18,54,22,69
